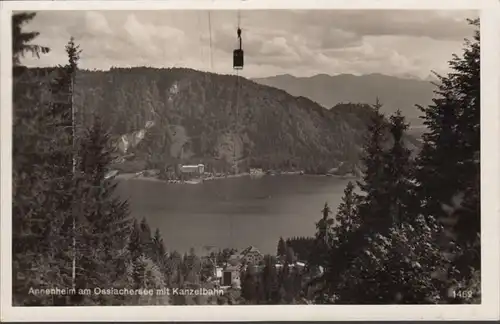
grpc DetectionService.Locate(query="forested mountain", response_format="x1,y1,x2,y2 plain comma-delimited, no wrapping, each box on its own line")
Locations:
252,73,436,126
59,67,418,175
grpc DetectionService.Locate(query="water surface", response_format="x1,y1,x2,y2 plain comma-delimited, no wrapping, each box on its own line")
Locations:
117,175,352,255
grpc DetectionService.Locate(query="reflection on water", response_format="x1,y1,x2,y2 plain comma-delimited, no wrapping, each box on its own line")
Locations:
117,175,352,255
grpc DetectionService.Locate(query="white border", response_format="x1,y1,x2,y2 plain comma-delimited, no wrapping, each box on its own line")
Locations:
1,0,499,322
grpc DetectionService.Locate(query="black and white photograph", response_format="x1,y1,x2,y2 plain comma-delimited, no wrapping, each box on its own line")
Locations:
1,0,499,321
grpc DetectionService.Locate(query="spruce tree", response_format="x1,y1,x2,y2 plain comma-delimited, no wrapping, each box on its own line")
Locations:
316,203,334,246
334,214,448,304
261,255,280,304
152,228,168,273
241,265,259,303
332,181,360,247
382,110,414,225
12,68,67,305
12,27,79,306
128,219,146,304
285,246,297,264
314,100,390,302
76,115,132,304
356,98,391,232
277,237,287,257
414,18,480,273
55,37,83,304
309,203,334,269
139,217,154,258
12,12,50,66
30,39,78,305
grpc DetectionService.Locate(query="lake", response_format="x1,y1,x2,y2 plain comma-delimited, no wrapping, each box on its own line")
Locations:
117,175,353,255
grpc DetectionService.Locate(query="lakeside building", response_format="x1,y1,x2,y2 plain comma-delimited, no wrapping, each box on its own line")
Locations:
178,164,205,181
180,164,205,174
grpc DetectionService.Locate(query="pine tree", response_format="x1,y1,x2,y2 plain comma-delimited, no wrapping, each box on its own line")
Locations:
261,255,280,304
12,12,50,66
283,247,295,265
152,228,168,273
334,214,449,304
56,37,83,304
139,217,154,258
333,181,360,247
241,265,259,303
12,69,68,305
309,202,335,269
11,28,78,306
317,203,334,246
184,248,202,284
76,115,132,305
277,237,287,257
382,110,414,225
414,18,480,274
277,265,290,303
356,98,391,232
313,100,390,302
128,219,146,303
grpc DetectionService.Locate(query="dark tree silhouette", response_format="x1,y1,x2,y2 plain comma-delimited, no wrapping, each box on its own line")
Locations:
12,12,50,66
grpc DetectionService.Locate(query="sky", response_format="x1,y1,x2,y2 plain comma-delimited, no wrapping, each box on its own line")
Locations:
20,9,478,79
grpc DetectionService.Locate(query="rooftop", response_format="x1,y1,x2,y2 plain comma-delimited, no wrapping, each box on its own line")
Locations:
224,265,241,272
241,245,262,256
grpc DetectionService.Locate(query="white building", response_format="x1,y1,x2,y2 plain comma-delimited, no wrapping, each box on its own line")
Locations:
215,267,223,279
180,164,205,174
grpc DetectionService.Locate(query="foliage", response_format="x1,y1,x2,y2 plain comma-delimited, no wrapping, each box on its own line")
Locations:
12,12,50,66
12,18,75,305
277,237,287,257
11,16,172,306
414,18,480,275
332,181,360,247
335,215,450,304
356,99,393,231
75,116,133,305
382,110,416,225
311,18,481,305
284,236,315,262
310,203,334,268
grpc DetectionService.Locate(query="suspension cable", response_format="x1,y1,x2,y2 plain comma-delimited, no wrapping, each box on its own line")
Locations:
197,11,204,68
207,10,214,71
229,9,243,249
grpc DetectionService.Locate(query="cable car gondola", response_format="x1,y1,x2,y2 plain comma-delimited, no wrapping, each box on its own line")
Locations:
233,27,244,70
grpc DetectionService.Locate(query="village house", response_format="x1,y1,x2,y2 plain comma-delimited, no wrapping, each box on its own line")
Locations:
209,266,223,286
227,254,242,265
239,246,264,265
220,246,263,286
222,264,241,287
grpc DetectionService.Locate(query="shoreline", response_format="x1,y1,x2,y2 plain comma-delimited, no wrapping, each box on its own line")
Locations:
115,171,358,183
115,171,252,183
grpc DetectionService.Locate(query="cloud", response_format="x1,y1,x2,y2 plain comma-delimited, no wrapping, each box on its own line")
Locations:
292,10,477,41
85,11,113,36
20,9,477,79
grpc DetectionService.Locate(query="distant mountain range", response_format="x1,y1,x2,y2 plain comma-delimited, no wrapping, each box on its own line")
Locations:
252,73,437,126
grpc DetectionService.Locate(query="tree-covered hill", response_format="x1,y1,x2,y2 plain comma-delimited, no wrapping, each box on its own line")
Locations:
27,66,419,175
